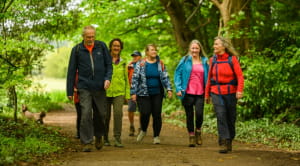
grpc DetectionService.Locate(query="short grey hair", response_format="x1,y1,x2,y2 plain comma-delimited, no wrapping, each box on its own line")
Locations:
82,25,96,37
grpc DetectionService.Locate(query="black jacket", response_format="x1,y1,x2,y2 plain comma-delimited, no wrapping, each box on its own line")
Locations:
66,40,112,96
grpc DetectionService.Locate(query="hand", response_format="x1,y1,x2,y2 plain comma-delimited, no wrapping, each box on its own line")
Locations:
176,91,182,97
131,94,137,102
104,80,110,90
68,96,73,101
236,92,243,99
167,90,173,99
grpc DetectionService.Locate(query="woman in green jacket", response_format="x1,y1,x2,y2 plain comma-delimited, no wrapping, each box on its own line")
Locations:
104,38,130,147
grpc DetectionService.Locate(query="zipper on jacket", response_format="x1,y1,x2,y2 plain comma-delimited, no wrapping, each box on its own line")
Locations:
89,52,95,79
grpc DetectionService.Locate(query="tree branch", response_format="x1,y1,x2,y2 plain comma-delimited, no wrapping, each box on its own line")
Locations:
210,0,221,9
185,0,204,24
1,0,15,14
0,54,18,68
192,18,211,32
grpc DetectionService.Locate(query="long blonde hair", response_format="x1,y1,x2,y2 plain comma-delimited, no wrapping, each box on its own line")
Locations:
188,39,207,57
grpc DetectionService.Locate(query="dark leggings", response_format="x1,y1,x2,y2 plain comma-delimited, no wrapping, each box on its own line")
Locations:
137,94,163,137
182,94,204,133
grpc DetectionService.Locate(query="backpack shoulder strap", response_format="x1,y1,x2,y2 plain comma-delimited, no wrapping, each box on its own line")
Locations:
183,55,189,62
75,44,80,62
160,60,165,71
211,55,217,68
139,58,146,67
228,55,234,72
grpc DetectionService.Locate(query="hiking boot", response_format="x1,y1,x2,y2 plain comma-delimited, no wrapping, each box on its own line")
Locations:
153,136,160,144
137,131,146,142
95,136,104,150
129,126,135,136
189,135,196,147
82,144,93,152
114,138,124,148
195,130,202,145
219,139,228,153
104,139,111,146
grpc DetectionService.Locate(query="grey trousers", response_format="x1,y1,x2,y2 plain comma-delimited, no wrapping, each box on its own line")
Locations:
104,95,124,140
78,89,106,144
211,93,237,140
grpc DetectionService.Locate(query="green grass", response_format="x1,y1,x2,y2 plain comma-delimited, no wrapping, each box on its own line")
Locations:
0,88,72,165
0,117,69,165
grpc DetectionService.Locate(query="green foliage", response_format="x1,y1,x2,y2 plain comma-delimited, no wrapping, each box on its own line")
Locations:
17,85,64,112
165,107,300,150
80,0,176,57
0,117,68,165
48,90,70,104
43,46,72,78
240,46,300,122
236,118,300,150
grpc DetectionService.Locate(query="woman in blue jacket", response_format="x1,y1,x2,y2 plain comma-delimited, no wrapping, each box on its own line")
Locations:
131,44,173,144
174,39,209,147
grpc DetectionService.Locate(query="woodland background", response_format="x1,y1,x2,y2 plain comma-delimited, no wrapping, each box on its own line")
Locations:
1,0,300,164
1,0,299,123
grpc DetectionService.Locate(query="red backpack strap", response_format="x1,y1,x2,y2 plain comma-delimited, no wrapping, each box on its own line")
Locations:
160,60,165,71
139,58,147,67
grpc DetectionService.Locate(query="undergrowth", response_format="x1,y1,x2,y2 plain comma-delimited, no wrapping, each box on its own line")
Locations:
0,89,71,165
163,102,300,151
0,116,69,165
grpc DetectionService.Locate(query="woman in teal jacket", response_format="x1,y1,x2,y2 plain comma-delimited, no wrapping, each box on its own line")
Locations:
174,39,209,147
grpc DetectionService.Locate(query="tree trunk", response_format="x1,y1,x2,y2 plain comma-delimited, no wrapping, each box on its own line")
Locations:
8,86,18,122
210,0,251,55
159,0,194,53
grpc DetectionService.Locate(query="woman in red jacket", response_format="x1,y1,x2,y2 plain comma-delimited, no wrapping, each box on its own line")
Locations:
205,36,244,153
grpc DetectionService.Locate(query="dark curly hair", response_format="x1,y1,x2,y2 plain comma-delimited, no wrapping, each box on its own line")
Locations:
109,38,124,51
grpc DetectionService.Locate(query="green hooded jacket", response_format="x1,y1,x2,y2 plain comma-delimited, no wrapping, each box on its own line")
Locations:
106,59,130,99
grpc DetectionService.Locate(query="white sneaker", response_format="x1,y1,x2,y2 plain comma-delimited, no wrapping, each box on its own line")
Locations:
137,131,146,142
153,136,160,144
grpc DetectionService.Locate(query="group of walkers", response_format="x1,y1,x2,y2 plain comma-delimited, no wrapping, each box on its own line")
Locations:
66,25,244,154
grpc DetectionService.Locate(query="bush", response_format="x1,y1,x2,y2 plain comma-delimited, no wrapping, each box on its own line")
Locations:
239,46,300,122
0,117,68,165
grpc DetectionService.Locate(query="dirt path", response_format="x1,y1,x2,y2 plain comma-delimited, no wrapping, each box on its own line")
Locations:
44,104,300,166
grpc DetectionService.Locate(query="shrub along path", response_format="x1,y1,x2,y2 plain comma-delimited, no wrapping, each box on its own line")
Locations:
43,104,300,166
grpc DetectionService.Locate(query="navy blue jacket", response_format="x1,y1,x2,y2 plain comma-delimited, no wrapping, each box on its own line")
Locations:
66,40,112,96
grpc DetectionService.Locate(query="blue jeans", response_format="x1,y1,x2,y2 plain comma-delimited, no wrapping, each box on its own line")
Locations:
78,89,106,144
137,94,163,137
182,94,204,133
211,93,237,141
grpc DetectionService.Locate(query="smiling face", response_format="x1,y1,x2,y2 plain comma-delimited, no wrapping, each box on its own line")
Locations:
213,39,226,55
189,43,201,58
146,45,157,59
83,29,95,46
111,40,122,56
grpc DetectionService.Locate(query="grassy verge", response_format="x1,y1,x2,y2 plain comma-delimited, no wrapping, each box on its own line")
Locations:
0,89,71,165
0,116,69,165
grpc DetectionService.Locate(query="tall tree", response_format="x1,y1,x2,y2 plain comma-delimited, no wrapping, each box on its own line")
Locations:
0,0,81,121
